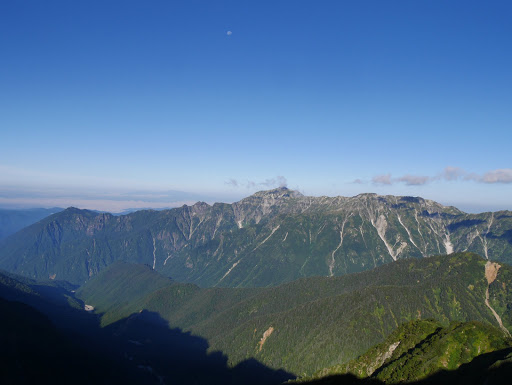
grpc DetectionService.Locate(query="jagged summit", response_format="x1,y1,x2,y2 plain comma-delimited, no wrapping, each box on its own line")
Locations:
249,186,303,199
246,189,454,213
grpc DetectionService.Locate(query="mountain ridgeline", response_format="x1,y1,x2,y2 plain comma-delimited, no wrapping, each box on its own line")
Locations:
0,207,63,240
1,188,512,286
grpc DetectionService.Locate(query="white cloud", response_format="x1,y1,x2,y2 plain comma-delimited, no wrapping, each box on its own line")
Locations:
481,169,512,184
226,31,232,36
227,176,288,189
442,166,466,181
261,176,287,188
397,175,431,186
225,178,239,187
372,174,392,185
369,167,512,187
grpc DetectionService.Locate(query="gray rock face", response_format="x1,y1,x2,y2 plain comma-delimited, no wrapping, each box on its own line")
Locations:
1,188,511,286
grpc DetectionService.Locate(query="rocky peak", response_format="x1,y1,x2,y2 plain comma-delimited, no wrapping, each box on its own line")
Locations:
250,187,303,200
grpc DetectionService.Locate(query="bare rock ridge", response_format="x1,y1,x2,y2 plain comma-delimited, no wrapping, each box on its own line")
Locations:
0,187,511,287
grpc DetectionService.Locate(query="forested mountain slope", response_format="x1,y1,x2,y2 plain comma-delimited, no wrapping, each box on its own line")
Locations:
77,252,512,376
1,188,511,286
306,319,512,383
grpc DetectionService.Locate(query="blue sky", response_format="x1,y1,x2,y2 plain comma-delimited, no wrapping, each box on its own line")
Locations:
1,1,511,212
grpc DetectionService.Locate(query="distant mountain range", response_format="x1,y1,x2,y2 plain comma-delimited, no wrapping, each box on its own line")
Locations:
0,188,511,286
0,207,63,240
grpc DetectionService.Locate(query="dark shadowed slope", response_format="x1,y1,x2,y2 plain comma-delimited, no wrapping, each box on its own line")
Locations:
0,270,294,385
78,252,512,376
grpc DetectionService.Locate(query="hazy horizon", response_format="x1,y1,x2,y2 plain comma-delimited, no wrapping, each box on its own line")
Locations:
1,1,511,214
0,183,509,215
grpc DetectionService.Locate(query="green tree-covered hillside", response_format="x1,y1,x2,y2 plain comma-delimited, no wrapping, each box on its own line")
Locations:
77,252,512,376
306,319,512,383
